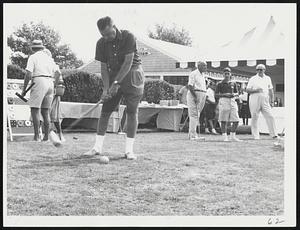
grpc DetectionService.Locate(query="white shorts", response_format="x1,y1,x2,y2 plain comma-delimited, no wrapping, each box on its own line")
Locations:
218,97,239,122
29,77,54,109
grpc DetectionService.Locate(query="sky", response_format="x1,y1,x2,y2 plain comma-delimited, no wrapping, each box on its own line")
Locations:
4,3,295,63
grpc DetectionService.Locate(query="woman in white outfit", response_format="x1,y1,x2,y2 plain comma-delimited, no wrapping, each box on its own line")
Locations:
246,64,278,140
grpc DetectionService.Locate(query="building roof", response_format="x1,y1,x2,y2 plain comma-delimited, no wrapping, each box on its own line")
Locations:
77,37,204,74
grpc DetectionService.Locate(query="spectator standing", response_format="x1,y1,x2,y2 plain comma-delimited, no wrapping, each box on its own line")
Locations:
215,67,242,142
187,61,208,140
246,64,278,139
204,81,218,134
43,49,66,142
22,40,55,141
239,85,251,125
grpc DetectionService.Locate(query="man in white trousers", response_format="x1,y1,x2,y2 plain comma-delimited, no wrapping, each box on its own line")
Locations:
187,61,208,140
246,64,278,140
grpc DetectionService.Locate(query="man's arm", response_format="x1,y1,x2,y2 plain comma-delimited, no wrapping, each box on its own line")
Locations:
113,53,134,84
100,62,110,94
246,79,263,94
268,77,274,106
187,85,197,99
187,72,197,101
22,70,32,96
269,88,274,106
23,55,34,95
246,87,262,94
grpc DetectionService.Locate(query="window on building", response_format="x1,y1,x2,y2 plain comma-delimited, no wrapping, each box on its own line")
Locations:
163,76,188,85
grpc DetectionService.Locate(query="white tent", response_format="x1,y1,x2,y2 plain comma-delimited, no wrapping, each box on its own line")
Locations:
177,16,286,69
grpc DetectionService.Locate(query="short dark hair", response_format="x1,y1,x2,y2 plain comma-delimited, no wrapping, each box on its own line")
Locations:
31,47,44,52
97,16,113,31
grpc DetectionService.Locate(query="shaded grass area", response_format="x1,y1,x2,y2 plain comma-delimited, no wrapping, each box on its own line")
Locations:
7,132,284,216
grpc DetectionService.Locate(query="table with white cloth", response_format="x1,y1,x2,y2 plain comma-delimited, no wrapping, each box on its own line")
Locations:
138,104,188,131
60,102,126,132
60,102,188,132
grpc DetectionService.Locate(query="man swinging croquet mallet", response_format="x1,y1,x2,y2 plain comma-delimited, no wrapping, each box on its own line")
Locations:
83,16,145,160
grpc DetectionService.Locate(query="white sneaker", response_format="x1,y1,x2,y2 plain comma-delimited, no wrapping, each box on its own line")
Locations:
125,152,137,160
211,129,218,135
254,137,260,140
82,148,100,156
231,136,243,142
224,137,230,142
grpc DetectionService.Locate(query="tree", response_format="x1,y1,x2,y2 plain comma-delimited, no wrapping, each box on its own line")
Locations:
148,23,192,46
7,21,83,69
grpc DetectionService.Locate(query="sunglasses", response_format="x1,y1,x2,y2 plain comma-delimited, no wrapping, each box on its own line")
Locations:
256,69,265,71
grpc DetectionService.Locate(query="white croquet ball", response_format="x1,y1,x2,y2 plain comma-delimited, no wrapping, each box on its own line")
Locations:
99,156,109,164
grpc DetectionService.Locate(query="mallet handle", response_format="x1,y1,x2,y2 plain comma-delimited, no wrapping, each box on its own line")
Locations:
14,82,35,102
64,99,103,131
24,82,35,93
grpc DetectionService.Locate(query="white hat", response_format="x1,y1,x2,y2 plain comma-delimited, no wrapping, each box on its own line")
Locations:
197,60,207,65
256,64,266,70
31,40,44,49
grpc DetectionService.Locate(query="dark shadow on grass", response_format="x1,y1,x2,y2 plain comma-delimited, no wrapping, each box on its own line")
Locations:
16,154,127,169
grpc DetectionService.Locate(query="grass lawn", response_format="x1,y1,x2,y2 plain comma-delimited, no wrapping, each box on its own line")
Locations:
6,131,284,216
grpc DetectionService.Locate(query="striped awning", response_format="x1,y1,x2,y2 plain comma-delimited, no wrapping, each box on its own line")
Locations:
176,58,284,69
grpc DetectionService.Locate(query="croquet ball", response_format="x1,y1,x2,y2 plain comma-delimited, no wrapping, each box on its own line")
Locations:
53,142,62,147
73,137,78,140
99,156,109,164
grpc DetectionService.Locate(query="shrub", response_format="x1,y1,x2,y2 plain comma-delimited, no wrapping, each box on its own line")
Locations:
7,64,26,79
61,70,103,103
142,79,177,104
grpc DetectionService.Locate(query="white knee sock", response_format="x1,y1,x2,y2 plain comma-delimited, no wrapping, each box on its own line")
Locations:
125,137,135,153
93,135,105,153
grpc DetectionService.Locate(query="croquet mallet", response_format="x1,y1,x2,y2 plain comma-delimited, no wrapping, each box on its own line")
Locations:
15,82,35,102
64,94,112,131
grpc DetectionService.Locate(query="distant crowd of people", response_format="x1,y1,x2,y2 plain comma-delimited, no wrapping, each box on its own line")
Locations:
178,61,278,142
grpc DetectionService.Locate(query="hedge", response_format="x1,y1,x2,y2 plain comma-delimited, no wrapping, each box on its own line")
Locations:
61,70,103,103
7,64,26,79
141,79,178,104
6,65,180,104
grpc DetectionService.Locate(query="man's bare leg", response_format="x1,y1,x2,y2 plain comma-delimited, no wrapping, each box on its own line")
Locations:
31,108,41,141
41,108,50,141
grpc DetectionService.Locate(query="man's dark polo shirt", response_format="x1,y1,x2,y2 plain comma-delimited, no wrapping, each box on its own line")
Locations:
95,28,141,83
215,80,239,97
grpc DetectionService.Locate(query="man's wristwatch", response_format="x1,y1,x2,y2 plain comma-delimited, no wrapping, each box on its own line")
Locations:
113,80,120,86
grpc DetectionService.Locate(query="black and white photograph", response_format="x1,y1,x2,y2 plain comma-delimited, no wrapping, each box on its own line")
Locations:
3,2,297,227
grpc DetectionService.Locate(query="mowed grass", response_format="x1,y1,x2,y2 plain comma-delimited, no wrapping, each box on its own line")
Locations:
6,131,284,216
